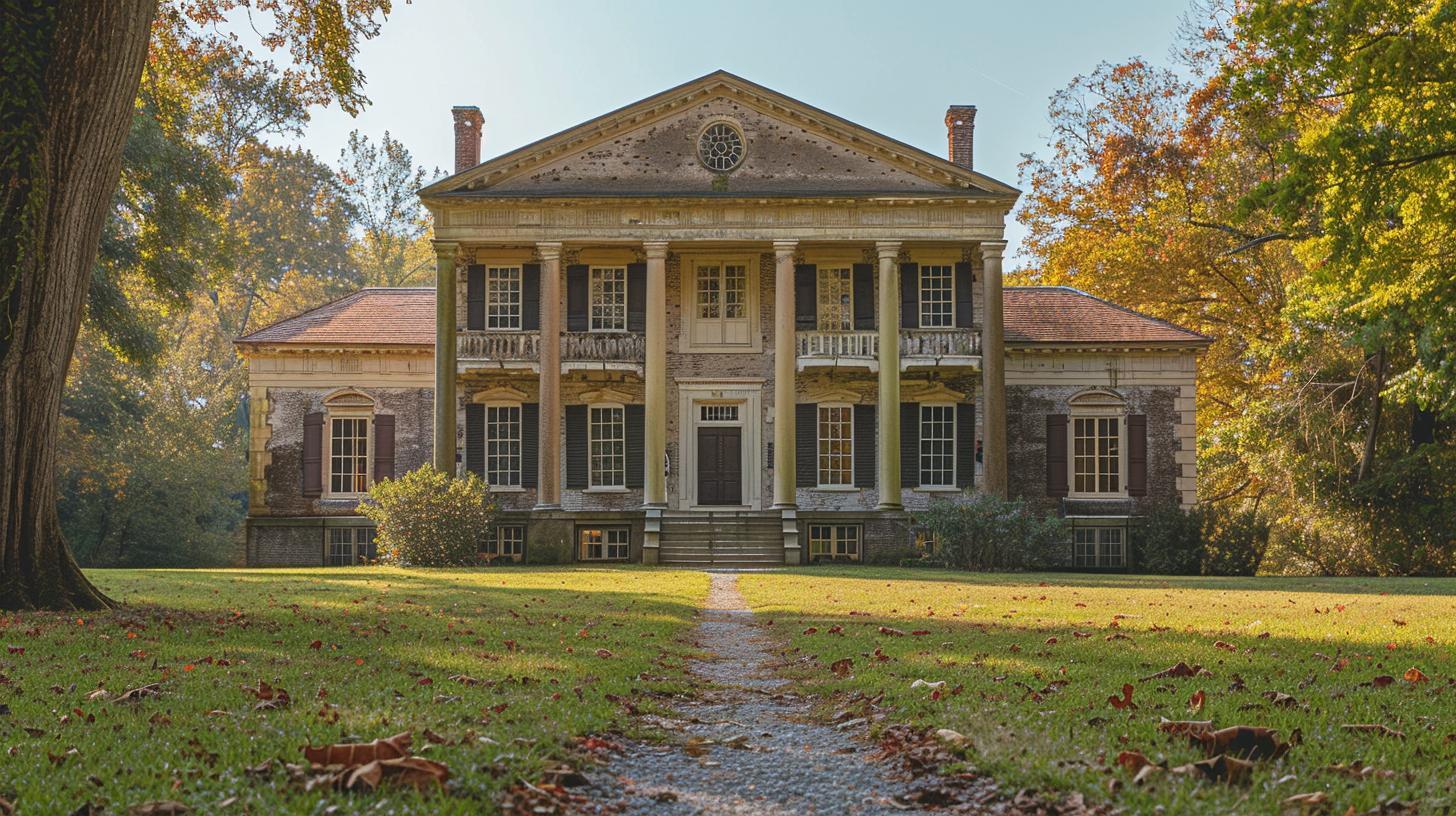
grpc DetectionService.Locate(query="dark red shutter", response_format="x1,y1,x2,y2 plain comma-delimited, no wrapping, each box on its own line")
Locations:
520,403,539,488
794,264,817,330
466,265,485,330
899,262,919,329
954,261,973,328
302,412,323,497
796,403,818,487
1127,414,1148,496
955,403,975,488
521,263,540,331
853,404,876,488
1046,414,1069,497
626,263,646,333
566,265,588,332
900,402,920,488
373,414,395,482
852,263,875,330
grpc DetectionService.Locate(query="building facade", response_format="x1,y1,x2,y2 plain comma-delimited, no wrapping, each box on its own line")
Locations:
236,72,1209,568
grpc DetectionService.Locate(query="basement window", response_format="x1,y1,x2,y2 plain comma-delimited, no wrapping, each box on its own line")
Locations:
481,525,524,562
579,527,630,561
808,524,861,561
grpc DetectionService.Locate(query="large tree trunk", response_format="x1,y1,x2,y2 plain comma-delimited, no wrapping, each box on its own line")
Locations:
1355,347,1386,484
0,0,157,610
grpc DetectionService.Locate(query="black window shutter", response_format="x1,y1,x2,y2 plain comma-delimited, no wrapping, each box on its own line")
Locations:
373,414,395,483
1046,414,1069,497
464,404,485,478
1127,414,1148,496
853,404,876,488
566,265,589,332
521,263,541,331
626,263,646,333
466,265,486,330
954,261,974,328
625,405,645,488
955,403,975,488
794,264,817,330
565,405,588,488
900,402,920,488
795,403,817,487
899,262,919,329
302,412,323,497
852,263,875,330
520,403,539,488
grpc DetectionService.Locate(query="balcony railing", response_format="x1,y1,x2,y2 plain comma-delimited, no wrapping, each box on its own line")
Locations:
457,330,644,368
563,331,644,364
458,330,540,362
796,328,981,370
900,328,981,357
795,330,878,358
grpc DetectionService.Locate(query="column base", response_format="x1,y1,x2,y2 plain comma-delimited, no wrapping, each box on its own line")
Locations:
876,502,904,511
532,503,561,511
771,502,798,510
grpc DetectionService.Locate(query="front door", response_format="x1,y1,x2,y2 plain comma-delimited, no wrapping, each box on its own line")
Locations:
696,427,742,505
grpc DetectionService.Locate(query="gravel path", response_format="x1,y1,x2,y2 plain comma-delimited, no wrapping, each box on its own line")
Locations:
579,572,938,815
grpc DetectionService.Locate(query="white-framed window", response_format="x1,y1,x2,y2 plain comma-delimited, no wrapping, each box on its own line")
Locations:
919,264,954,328
685,258,755,349
817,404,853,487
919,404,956,488
327,527,376,566
482,525,524,562
1074,526,1126,568
696,262,747,320
485,266,522,330
579,527,629,560
808,524,861,560
817,266,853,331
589,405,626,488
485,404,522,488
700,404,739,423
1073,417,1121,494
589,266,627,332
329,416,370,495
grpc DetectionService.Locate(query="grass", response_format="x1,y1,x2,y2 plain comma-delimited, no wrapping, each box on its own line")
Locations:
737,567,1456,814
0,566,708,815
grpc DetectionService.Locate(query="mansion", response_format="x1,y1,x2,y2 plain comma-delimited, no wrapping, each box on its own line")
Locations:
236,72,1208,568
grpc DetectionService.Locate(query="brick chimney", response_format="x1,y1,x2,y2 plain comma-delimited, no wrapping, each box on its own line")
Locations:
945,105,976,170
451,106,484,174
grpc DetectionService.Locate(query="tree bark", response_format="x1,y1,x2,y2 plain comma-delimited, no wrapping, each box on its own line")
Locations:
0,0,158,609
1355,347,1386,484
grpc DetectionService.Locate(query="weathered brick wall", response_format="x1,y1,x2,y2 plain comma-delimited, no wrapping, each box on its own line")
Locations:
248,522,326,566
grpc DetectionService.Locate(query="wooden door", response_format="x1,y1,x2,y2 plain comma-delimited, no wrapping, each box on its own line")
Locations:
697,427,742,505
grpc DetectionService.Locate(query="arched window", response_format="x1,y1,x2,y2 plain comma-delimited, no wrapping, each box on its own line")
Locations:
1067,390,1125,496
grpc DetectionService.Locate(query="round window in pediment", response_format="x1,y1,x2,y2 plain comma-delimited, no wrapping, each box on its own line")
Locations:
698,121,745,172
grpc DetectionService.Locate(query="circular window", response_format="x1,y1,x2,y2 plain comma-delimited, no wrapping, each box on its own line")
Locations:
698,121,745,172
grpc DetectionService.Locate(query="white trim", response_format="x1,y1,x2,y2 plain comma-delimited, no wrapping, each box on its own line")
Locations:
917,402,957,489
815,402,854,488
917,263,955,329
676,382,762,511
678,253,761,353
324,410,373,499
1068,395,1128,499
482,401,524,489
587,402,627,489
587,265,628,333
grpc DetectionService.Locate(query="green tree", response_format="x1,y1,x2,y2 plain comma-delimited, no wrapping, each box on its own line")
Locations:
336,130,440,287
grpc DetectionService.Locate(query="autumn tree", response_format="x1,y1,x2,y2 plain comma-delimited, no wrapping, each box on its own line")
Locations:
337,130,440,287
0,0,394,609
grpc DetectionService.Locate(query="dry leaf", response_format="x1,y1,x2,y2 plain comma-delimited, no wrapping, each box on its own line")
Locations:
830,658,853,678
1172,753,1255,784
1143,662,1208,681
304,731,412,766
1403,667,1428,684
115,684,162,703
1194,726,1292,760
1261,691,1298,708
1108,683,1137,710
1157,718,1214,738
1341,723,1405,740
1281,791,1331,815
128,803,190,815
1189,689,1206,713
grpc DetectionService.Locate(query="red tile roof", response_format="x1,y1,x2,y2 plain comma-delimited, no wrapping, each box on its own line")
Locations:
235,288,436,347
235,285,1208,349
1003,286,1209,347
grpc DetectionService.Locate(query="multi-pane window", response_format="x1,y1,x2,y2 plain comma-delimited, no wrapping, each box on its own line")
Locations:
327,527,375,566
723,264,746,319
1073,417,1121,493
485,266,521,329
1074,527,1125,568
696,263,747,319
589,406,625,488
817,405,853,487
919,404,956,487
590,266,626,332
482,525,524,562
580,527,629,560
700,405,738,422
919,265,954,328
808,524,861,560
817,267,852,331
329,417,370,494
485,405,522,488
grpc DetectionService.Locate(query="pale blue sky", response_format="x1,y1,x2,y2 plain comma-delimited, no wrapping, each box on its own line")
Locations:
279,0,1191,264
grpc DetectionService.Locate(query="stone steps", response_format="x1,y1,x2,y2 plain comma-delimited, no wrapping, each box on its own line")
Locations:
658,511,786,567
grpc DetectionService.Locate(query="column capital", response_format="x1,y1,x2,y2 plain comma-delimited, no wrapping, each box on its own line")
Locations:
432,240,460,260
772,239,799,256
979,240,1008,261
875,240,902,259
535,241,563,261
643,240,670,259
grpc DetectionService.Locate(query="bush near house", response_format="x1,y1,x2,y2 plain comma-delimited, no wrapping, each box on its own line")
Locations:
914,492,1067,571
360,467,496,566
1135,502,1271,576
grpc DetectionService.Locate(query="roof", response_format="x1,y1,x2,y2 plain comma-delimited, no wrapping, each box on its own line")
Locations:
1003,287,1210,347
236,285,1208,351
235,288,436,348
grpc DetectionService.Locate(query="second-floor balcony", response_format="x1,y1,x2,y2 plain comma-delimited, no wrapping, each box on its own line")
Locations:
796,328,982,373
458,330,645,374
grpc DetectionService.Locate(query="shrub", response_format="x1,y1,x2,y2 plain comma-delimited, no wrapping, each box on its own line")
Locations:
915,492,1066,571
359,467,496,567
1202,507,1270,576
1135,502,1204,575
1133,502,1271,576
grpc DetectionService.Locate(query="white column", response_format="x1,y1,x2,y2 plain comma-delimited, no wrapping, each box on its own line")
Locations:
432,241,459,473
876,241,902,509
643,241,669,508
772,240,799,509
980,240,1008,497
535,242,562,508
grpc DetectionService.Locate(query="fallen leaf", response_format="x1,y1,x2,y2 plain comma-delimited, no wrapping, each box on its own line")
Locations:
304,732,412,766
1171,753,1255,784
1371,675,1396,688
1341,723,1405,740
128,803,190,815
1189,689,1206,713
1157,718,1214,738
829,658,853,678
1194,726,1292,760
1280,791,1330,815
1261,691,1298,708
1143,662,1208,681
1403,667,1428,684
1108,683,1137,710
878,626,906,637
115,684,162,703
1115,750,1152,773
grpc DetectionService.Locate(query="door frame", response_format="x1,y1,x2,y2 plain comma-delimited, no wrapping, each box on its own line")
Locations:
676,378,763,510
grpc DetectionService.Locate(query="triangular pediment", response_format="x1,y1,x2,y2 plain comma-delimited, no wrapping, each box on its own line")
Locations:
421,71,1018,201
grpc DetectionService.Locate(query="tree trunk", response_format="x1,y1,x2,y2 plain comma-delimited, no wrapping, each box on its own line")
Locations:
0,0,157,610
1355,347,1386,484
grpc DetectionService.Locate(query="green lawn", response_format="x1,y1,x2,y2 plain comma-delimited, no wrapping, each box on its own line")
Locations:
0,567,708,815
738,568,1456,814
